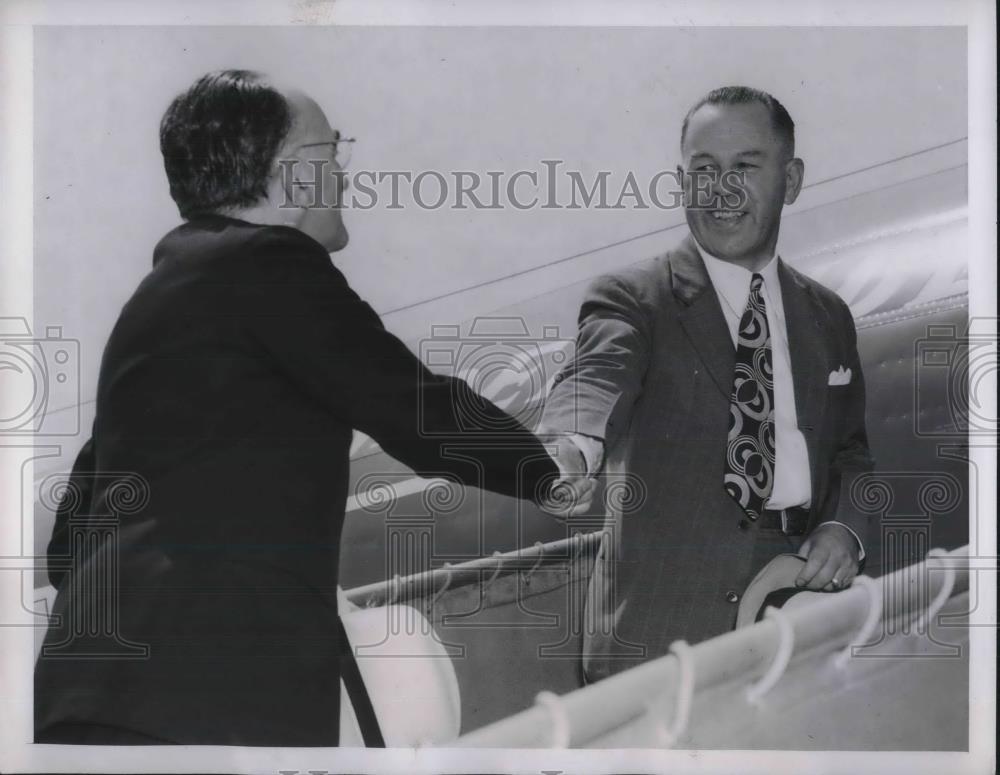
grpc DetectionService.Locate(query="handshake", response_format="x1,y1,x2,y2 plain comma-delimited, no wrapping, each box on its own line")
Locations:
536,432,602,519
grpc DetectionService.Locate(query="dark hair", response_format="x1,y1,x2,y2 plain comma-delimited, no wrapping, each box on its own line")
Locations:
681,85,795,156
159,70,293,219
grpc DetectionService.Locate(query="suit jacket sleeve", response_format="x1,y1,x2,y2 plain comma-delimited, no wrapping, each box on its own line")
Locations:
540,273,651,449
237,228,557,503
817,298,876,545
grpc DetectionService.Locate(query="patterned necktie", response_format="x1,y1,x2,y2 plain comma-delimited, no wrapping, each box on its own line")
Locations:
724,273,776,520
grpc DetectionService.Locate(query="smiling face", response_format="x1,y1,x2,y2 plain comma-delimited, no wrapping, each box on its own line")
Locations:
679,101,803,270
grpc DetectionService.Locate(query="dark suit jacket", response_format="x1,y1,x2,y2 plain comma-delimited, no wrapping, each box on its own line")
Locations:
540,234,874,679
35,215,557,745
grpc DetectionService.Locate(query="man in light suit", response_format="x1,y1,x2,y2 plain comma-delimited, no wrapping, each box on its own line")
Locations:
539,86,874,681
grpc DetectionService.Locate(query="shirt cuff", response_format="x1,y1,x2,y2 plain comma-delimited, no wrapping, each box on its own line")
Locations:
566,433,606,477
822,520,866,561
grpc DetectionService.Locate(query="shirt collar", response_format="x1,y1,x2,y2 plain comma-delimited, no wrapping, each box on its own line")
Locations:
692,239,781,314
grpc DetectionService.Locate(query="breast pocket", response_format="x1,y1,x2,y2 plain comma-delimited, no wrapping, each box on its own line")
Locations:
823,355,855,424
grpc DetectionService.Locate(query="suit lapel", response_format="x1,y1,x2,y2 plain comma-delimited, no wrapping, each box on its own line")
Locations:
778,259,828,434
670,235,735,398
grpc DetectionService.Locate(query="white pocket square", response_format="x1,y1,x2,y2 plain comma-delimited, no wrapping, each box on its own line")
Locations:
828,366,852,386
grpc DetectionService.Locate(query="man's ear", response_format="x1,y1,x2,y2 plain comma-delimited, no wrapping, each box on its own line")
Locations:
270,156,299,209
784,157,805,205
261,157,306,228
273,153,326,211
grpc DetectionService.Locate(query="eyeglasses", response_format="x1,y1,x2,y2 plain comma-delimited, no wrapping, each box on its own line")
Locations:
298,135,356,168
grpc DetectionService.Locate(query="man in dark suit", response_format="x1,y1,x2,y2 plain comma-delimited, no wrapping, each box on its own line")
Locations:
539,86,874,681
35,70,591,745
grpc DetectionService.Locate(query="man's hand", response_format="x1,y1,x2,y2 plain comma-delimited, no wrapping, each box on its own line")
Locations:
795,522,860,591
538,436,596,519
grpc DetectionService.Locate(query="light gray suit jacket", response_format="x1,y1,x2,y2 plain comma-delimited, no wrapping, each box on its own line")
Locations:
541,234,874,680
